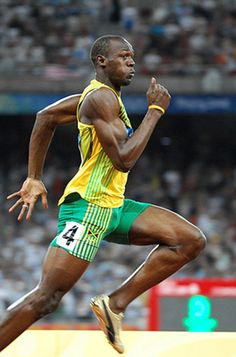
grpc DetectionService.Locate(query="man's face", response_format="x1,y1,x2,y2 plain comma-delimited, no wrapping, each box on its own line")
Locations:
104,39,135,86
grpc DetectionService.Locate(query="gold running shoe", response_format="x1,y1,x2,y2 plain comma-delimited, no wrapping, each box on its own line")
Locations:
90,294,125,354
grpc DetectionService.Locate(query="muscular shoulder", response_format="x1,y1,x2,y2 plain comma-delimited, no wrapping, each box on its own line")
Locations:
80,87,120,122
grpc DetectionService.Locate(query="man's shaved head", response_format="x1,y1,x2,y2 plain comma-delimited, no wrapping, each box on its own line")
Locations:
90,35,130,66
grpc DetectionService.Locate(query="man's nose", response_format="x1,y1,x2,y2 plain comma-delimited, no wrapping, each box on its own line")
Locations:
128,58,135,66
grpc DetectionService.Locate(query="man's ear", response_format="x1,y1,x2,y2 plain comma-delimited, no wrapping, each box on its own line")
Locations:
96,55,107,67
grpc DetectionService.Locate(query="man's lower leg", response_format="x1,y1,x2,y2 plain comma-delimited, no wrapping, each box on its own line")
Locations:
109,242,204,313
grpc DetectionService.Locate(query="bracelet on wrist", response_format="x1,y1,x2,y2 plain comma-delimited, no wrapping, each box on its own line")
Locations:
148,104,165,114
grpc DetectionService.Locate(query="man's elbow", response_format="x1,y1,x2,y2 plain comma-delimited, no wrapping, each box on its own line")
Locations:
36,110,47,121
117,165,130,173
35,110,55,129
113,158,133,173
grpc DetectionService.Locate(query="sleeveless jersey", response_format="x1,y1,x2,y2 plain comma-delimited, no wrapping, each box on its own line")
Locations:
58,79,133,208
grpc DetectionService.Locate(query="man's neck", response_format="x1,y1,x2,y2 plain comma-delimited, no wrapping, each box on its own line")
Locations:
95,74,121,96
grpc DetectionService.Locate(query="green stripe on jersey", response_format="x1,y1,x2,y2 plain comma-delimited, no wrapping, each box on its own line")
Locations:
84,150,111,200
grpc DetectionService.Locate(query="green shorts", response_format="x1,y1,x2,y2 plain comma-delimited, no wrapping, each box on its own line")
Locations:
51,195,150,262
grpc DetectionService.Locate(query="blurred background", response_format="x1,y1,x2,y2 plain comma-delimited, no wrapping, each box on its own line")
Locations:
0,0,236,332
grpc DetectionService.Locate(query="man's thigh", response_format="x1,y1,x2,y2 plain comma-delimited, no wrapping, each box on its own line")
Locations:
129,205,199,246
104,199,150,245
41,246,90,293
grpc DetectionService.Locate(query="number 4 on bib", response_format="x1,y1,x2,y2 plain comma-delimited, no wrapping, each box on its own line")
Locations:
56,221,85,251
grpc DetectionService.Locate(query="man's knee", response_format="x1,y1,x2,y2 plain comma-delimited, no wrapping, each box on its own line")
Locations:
183,227,206,261
30,287,63,318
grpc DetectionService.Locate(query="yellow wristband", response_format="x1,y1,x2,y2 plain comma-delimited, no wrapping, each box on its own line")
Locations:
148,105,165,114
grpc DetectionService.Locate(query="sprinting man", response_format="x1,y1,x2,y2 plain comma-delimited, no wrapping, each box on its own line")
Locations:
4,35,206,354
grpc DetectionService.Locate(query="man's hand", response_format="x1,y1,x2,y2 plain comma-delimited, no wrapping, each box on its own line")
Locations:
146,77,171,112
7,178,48,221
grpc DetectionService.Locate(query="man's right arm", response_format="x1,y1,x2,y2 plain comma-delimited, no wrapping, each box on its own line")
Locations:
80,78,171,173
8,94,81,221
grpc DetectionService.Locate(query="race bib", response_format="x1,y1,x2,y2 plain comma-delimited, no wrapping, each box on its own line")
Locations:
56,221,85,251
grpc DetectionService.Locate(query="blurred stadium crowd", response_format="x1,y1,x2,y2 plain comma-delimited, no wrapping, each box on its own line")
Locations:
0,0,236,78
